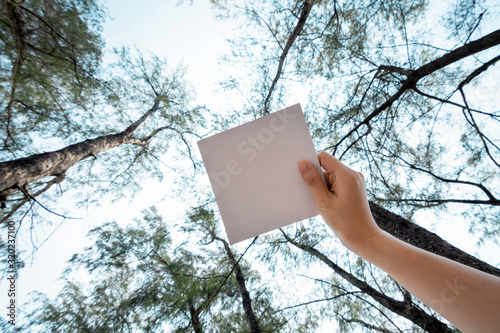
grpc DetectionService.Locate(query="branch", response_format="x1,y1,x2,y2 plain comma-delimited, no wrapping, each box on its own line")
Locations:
394,152,498,202
201,236,258,315
296,273,404,332
368,202,500,277
0,99,162,197
340,315,394,333
2,0,27,150
1,173,65,223
263,0,315,114
377,197,500,207
17,184,80,220
412,87,473,112
252,9,283,51
215,236,262,333
378,65,412,77
142,126,198,171
459,89,500,168
458,54,500,90
104,147,145,192
332,29,500,155
279,229,452,332
123,99,161,136
274,292,362,313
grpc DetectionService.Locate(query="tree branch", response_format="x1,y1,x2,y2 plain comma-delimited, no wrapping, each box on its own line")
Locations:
460,89,500,168
201,236,258,316
280,229,453,332
376,197,500,207
1,173,65,222
215,236,262,333
340,314,394,333
458,54,500,90
368,201,500,277
263,0,315,114
400,156,498,202
0,100,161,199
332,29,500,155
274,292,362,313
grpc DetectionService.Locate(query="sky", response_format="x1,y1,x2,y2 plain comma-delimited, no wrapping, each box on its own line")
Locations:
2,0,499,331
101,0,239,111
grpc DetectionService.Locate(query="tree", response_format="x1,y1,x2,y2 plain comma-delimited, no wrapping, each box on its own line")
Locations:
6,0,500,332
209,0,500,330
0,0,203,225
25,207,308,332
1,0,104,153
26,207,233,332
184,206,294,333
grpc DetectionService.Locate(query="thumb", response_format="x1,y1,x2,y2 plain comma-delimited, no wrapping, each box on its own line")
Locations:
298,160,331,207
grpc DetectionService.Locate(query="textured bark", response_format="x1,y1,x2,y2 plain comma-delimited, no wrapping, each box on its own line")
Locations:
0,100,159,203
217,237,262,333
369,202,500,277
281,231,454,332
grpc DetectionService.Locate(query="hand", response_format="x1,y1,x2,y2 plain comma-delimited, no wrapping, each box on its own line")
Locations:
300,153,500,333
298,152,380,250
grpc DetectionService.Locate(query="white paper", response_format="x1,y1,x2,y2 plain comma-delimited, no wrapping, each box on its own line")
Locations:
197,103,324,244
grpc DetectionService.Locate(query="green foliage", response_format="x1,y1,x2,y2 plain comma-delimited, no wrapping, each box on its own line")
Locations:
26,207,296,332
0,0,205,222
1,0,105,154
215,0,500,239
5,0,500,332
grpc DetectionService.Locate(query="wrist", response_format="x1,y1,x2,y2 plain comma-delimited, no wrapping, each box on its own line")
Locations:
342,225,386,258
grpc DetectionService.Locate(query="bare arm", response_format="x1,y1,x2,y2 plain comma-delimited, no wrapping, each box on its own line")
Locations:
298,152,500,332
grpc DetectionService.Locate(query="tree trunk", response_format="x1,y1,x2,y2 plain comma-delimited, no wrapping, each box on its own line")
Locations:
217,237,262,333
0,100,159,206
369,202,500,277
189,303,204,333
281,231,454,332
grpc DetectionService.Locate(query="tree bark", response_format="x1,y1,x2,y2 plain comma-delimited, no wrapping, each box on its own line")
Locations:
281,231,453,332
263,0,315,114
216,237,262,333
369,201,500,277
189,303,204,333
0,100,160,205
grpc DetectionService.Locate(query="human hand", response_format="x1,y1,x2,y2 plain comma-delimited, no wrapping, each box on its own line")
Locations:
298,152,380,250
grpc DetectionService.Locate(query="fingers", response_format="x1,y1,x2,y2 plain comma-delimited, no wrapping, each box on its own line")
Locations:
298,160,332,207
317,151,343,173
323,171,334,190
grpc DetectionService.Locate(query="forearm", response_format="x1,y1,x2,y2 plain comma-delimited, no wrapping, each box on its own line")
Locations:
298,154,500,331
352,229,500,332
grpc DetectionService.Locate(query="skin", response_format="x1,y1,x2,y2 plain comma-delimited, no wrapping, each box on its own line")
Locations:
298,152,500,332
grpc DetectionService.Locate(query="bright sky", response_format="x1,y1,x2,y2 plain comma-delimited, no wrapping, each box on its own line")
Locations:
102,0,238,110
2,1,498,331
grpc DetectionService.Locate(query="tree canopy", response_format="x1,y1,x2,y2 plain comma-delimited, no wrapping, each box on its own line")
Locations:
1,0,499,332
1,0,204,222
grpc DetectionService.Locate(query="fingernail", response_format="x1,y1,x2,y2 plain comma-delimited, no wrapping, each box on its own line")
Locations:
298,161,309,172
